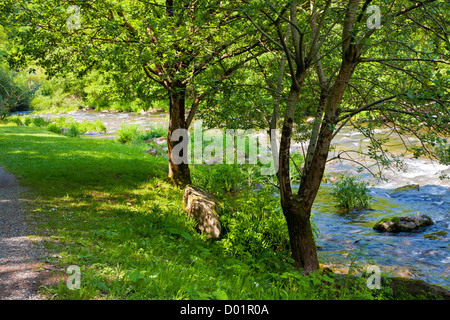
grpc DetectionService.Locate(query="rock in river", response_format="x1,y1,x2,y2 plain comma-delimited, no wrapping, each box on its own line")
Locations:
373,214,434,233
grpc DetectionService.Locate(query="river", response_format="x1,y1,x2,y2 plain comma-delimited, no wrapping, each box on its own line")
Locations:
13,110,450,289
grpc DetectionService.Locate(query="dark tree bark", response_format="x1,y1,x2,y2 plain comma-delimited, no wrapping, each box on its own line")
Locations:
167,83,192,186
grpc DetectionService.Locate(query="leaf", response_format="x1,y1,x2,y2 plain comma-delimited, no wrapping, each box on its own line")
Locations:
180,231,193,240
213,289,228,300
126,270,144,283
167,227,181,235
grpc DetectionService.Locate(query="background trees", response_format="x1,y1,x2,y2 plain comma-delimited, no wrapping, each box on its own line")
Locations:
1,0,269,185
0,26,34,119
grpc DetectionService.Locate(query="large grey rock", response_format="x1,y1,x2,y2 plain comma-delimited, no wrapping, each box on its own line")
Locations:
183,185,221,239
374,214,434,233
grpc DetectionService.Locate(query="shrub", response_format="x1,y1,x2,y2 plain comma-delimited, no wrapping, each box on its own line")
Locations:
47,123,60,134
191,164,248,194
117,123,141,144
7,115,23,126
66,125,81,137
330,176,372,211
218,187,290,258
133,126,167,144
23,116,32,126
31,116,50,127
45,116,106,137
94,120,107,133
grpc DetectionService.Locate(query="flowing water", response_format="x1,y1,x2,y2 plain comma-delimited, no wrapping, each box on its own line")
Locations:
313,126,449,289
12,110,450,289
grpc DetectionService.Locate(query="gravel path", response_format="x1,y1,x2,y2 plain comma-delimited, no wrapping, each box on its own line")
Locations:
0,166,47,300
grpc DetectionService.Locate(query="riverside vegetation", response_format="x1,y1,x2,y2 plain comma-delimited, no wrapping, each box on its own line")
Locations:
0,119,446,300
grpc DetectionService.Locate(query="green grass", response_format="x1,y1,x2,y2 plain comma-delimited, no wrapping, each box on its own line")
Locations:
0,125,408,300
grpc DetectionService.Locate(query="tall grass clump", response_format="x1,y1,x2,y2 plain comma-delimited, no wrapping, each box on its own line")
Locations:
118,124,166,144
117,123,141,144
330,176,372,211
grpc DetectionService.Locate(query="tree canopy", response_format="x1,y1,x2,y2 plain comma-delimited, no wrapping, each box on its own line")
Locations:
1,0,449,274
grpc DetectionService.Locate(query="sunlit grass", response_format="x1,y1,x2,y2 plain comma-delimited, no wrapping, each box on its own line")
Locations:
0,125,414,300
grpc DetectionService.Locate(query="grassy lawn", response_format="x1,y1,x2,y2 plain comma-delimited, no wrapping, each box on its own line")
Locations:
0,125,403,300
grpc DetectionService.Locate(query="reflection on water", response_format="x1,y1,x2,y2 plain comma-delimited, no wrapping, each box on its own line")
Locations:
12,110,450,289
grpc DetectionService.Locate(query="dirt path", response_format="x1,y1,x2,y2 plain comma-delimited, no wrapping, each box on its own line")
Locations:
0,166,47,300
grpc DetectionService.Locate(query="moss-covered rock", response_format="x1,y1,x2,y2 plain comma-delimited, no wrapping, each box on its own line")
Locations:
391,184,420,194
373,214,433,232
386,277,450,300
330,272,450,300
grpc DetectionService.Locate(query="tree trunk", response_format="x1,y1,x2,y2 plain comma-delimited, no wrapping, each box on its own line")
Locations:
167,83,192,186
283,200,319,274
277,83,319,274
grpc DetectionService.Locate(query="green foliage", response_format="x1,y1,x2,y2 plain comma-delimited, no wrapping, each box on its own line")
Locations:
289,153,304,183
218,187,290,259
4,114,23,125
330,176,372,211
67,124,81,137
31,116,49,127
117,123,141,144
133,126,166,142
46,122,59,134
45,116,106,137
191,164,290,258
2,114,107,139
0,62,33,117
117,124,167,146
23,116,31,126
191,164,249,194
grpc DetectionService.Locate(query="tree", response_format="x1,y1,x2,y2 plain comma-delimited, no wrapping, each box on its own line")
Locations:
0,26,32,118
233,0,449,273
0,0,267,185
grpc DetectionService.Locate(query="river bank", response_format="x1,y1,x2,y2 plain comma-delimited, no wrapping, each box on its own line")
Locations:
7,110,450,291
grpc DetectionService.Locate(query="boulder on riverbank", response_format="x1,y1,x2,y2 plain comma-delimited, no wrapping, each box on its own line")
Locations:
330,272,450,300
373,214,433,233
386,277,450,300
183,185,221,239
